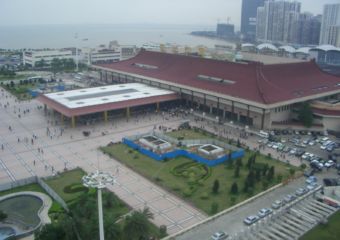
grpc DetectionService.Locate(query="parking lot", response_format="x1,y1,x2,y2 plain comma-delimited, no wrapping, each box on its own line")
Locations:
174,169,339,240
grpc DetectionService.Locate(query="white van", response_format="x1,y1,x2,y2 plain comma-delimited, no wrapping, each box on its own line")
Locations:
258,130,269,138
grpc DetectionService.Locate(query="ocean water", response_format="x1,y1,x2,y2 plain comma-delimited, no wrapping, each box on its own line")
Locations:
0,24,233,49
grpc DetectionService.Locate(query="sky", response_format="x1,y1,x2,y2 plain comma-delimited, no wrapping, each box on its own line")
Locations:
0,0,339,28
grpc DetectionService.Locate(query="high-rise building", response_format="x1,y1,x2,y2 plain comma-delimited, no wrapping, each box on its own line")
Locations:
256,0,301,43
241,0,265,42
216,23,235,39
320,4,340,47
290,13,321,45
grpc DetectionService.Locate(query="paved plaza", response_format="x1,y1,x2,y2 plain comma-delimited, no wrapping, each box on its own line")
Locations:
0,88,207,235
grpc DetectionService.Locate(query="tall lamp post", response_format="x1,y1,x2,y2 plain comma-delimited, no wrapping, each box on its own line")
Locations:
82,170,115,240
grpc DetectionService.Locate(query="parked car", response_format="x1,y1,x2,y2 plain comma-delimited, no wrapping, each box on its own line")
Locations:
304,169,315,177
272,200,284,209
306,182,319,191
243,215,259,225
323,178,339,187
211,231,229,240
284,194,296,203
325,160,335,168
306,176,317,184
258,208,273,218
295,187,309,196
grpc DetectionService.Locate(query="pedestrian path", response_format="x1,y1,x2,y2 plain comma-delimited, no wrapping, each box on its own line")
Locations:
0,89,207,234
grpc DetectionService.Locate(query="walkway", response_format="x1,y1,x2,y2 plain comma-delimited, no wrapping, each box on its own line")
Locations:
0,88,207,234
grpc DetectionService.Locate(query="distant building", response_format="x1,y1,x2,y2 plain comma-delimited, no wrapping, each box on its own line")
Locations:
23,49,73,67
290,13,321,45
216,23,235,39
241,0,265,42
320,4,340,47
82,47,120,65
256,0,301,43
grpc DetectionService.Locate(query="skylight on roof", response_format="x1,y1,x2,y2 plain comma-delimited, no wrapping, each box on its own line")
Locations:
197,75,235,85
133,63,158,70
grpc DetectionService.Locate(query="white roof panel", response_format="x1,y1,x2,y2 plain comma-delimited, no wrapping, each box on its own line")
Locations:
45,83,174,109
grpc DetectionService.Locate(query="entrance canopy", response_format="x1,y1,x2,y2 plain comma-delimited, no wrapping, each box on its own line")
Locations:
38,83,178,117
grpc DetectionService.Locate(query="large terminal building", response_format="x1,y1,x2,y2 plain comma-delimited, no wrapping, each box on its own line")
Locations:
39,50,340,131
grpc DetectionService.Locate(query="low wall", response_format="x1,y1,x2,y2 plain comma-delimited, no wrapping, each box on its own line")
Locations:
0,176,68,211
123,138,244,167
163,183,283,240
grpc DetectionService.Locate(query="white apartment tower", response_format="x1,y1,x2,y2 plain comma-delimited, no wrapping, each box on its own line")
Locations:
320,4,340,47
256,0,301,43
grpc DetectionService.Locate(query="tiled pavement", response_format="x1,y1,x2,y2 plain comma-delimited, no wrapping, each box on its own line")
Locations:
0,88,207,234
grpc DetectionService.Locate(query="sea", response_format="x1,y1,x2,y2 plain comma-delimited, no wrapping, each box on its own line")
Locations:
0,24,234,49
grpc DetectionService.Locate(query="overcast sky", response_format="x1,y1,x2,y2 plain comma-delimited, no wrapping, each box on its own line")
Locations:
1,0,339,27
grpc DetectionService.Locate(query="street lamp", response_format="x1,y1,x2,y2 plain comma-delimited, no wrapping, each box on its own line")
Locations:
82,170,115,240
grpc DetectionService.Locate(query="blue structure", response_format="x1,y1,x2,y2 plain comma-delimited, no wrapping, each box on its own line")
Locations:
123,138,244,167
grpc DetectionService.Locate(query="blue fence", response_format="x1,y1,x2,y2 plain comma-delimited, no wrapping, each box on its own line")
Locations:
122,138,244,167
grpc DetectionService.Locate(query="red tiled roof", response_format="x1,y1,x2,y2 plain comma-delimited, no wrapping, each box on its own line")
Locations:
95,50,340,105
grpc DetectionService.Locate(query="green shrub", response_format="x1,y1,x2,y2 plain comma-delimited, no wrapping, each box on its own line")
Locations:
200,192,209,200
63,184,88,194
183,188,193,197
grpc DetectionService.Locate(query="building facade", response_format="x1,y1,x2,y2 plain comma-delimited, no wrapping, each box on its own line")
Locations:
320,4,340,47
23,49,73,67
216,23,235,39
92,50,340,132
241,0,265,42
256,0,301,44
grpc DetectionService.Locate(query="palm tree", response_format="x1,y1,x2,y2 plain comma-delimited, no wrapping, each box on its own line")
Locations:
123,207,154,240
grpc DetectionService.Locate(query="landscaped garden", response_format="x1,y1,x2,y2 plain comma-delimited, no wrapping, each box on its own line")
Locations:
39,168,164,240
300,211,340,240
101,128,300,215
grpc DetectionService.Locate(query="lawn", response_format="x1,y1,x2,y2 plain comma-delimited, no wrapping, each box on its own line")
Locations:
101,141,297,215
300,211,340,240
45,168,163,239
45,168,87,204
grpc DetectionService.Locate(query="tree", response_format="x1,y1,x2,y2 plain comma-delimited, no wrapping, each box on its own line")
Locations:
51,58,61,76
267,166,275,181
246,170,255,187
234,165,240,178
230,182,238,195
235,158,243,168
123,208,153,240
262,164,269,176
35,224,66,240
212,179,220,194
298,102,313,128
35,58,46,68
0,210,7,222
255,168,261,181
104,216,122,240
246,156,253,169
159,225,167,238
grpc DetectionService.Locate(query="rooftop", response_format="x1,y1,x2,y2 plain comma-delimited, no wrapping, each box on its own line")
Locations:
94,50,340,106
38,83,178,117
44,83,174,109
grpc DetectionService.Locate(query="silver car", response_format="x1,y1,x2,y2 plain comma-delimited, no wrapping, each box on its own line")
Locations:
244,215,259,225
211,231,229,240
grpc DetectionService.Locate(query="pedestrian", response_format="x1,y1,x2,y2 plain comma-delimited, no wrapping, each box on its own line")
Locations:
33,160,36,166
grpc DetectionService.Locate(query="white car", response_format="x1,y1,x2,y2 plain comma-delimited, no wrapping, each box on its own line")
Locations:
320,145,327,150
211,231,229,240
325,160,335,168
258,208,273,218
272,200,284,209
244,215,259,225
